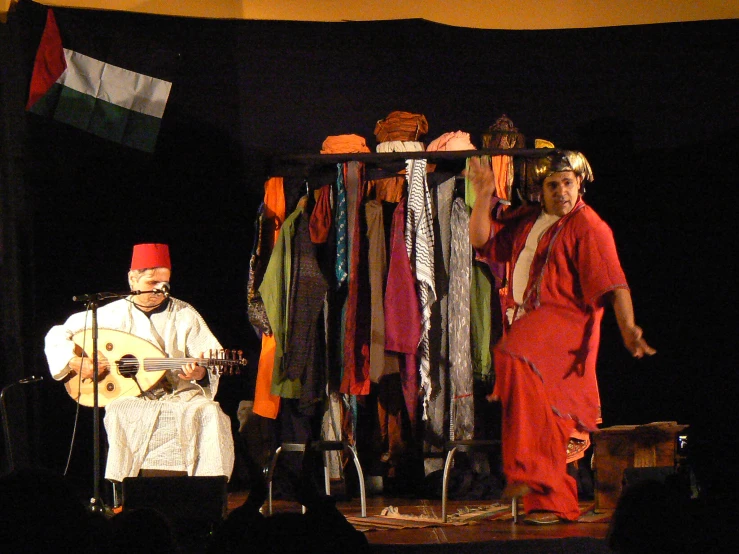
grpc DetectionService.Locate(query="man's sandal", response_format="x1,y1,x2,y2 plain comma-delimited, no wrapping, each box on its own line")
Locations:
523,511,565,525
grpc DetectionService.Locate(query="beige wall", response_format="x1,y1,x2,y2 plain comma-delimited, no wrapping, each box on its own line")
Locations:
3,0,738,28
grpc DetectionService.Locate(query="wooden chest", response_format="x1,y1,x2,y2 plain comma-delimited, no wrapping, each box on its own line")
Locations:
592,421,688,511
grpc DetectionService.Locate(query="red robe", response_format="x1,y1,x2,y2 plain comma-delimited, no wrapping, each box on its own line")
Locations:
477,198,628,519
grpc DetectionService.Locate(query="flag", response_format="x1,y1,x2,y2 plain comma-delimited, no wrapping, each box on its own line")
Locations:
26,9,172,153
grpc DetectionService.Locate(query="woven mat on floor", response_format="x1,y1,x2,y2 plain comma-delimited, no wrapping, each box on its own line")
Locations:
346,503,611,532
346,503,513,532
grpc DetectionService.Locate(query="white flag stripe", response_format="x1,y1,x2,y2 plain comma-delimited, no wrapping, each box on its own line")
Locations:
60,49,172,118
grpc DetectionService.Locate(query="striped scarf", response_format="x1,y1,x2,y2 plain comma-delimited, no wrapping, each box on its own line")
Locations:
404,158,436,419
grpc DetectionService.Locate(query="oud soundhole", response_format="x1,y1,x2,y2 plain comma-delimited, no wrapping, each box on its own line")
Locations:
116,355,140,378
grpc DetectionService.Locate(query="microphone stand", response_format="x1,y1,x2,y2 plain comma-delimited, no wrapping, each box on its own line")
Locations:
88,295,105,514
71,288,168,514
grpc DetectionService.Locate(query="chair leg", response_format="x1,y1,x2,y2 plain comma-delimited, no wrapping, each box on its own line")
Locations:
346,445,367,517
266,446,283,515
322,450,331,496
441,447,458,522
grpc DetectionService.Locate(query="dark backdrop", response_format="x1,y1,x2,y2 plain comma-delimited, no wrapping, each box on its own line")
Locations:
1,0,737,492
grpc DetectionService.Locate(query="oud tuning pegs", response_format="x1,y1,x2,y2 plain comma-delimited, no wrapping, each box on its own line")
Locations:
230,347,241,375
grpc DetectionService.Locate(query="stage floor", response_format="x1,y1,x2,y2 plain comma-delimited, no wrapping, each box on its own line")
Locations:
226,491,613,553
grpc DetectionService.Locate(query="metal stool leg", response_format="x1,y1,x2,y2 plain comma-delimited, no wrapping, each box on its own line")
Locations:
322,450,331,496
346,445,366,517
266,446,283,515
441,446,459,522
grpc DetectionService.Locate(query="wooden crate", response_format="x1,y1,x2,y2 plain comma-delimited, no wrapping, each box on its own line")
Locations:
592,421,688,511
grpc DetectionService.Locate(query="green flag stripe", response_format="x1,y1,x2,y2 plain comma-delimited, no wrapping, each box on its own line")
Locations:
53,86,162,153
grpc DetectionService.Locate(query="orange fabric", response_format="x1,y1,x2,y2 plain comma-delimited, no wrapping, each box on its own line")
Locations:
491,155,511,201
320,134,370,154
367,176,406,203
492,155,512,305
374,111,429,143
263,176,286,224
426,130,475,151
252,176,285,419
253,334,280,419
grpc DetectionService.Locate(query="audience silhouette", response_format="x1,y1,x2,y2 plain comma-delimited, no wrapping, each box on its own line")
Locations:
207,440,370,554
0,467,111,553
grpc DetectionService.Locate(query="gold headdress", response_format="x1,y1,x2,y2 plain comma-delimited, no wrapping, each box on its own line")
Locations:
528,148,594,188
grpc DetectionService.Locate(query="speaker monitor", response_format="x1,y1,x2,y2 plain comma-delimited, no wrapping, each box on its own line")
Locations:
121,476,227,526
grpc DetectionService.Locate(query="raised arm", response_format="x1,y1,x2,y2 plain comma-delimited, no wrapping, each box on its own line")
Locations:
466,157,498,249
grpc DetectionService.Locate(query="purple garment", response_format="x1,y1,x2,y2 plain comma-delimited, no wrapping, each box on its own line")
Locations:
384,198,421,428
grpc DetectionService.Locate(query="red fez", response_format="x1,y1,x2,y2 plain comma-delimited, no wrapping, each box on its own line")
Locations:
130,243,171,270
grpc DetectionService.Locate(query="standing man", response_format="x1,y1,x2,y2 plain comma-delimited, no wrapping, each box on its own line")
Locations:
44,243,234,485
468,151,655,524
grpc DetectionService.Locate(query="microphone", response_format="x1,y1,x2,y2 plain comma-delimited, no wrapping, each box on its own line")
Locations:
72,287,170,303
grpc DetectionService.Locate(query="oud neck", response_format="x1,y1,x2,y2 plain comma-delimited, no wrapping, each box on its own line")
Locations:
142,357,236,371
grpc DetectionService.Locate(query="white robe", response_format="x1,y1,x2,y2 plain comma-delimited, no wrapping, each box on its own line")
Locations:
44,297,235,482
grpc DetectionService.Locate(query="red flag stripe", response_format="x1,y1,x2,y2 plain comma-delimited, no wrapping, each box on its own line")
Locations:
26,9,67,110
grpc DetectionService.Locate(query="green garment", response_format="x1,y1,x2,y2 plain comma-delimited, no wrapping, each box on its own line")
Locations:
259,201,304,398
466,166,493,379
470,261,493,379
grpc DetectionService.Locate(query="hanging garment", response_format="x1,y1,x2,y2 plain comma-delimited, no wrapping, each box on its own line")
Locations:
334,164,349,288
465,161,494,381
423,175,454,474
449,197,474,441
253,176,286,419
377,372,405,468
368,141,425,203
340,162,372,396
384,198,421,430
309,184,332,244
365,199,400,383
254,334,280,418
404,158,436,420
246,204,272,336
480,114,525,203
260,201,304,399
284,212,330,412
482,115,524,339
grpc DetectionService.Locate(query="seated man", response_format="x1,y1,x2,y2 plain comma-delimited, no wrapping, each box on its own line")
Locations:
44,243,234,483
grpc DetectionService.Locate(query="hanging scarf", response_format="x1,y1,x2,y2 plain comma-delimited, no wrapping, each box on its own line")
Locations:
404,158,436,419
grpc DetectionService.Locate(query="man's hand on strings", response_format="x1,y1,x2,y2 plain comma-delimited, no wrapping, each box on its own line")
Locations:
70,353,110,380
178,353,206,381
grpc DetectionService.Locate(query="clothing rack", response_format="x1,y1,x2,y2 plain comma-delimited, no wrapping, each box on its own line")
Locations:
268,148,554,178
275,147,554,165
